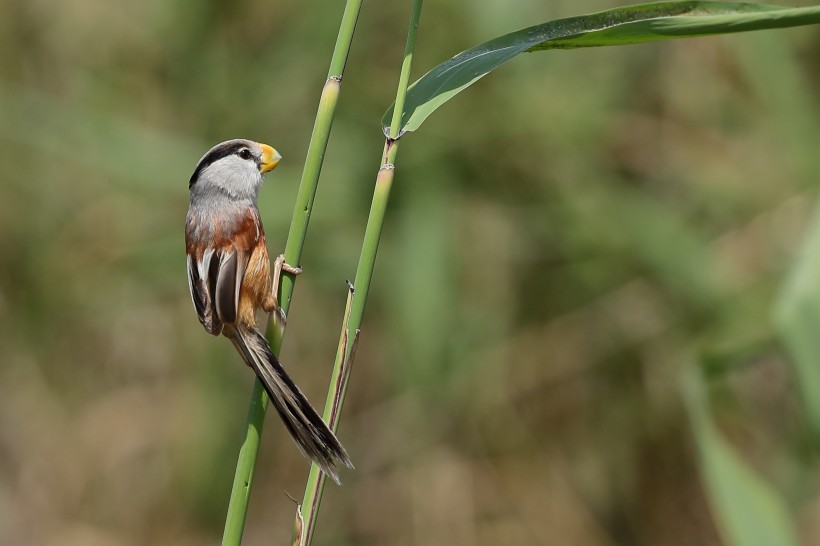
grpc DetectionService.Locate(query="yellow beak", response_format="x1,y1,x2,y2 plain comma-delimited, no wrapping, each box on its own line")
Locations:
259,143,282,173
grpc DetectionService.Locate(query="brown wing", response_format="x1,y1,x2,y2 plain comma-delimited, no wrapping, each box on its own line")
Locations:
185,210,261,335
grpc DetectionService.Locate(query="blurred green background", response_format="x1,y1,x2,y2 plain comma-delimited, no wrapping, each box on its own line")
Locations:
2,0,820,544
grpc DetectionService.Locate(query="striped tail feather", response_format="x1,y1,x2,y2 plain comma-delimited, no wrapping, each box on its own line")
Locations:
228,325,353,484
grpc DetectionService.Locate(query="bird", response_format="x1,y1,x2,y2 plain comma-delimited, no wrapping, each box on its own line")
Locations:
185,138,352,484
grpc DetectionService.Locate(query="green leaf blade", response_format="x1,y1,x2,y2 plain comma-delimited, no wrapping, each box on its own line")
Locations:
683,367,799,546
383,2,820,133
382,33,531,136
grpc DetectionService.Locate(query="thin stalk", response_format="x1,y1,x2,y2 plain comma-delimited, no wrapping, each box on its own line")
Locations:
296,1,424,544
221,2,363,545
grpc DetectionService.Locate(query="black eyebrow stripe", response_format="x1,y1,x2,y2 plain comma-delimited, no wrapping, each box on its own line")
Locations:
189,141,249,188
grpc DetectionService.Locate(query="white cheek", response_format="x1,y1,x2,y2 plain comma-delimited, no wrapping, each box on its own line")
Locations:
206,157,261,196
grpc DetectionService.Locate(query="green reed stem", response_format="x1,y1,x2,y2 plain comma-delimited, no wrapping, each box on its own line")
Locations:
221,2,363,545
296,1,424,544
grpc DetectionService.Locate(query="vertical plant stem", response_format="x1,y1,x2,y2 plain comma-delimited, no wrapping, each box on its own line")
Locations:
221,2,363,545
296,1,424,544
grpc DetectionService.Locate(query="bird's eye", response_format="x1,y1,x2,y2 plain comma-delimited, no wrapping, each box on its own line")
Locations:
238,148,253,160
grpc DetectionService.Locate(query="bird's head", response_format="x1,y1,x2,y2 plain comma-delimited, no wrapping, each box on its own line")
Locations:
188,139,282,200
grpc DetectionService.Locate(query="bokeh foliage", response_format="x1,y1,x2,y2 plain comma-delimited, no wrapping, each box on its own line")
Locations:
1,1,820,545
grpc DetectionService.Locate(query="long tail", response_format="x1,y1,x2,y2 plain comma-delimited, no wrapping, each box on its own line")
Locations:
227,325,353,484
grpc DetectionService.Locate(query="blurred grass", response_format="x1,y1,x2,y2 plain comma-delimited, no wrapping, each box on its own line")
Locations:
684,364,800,546
1,1,820,545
